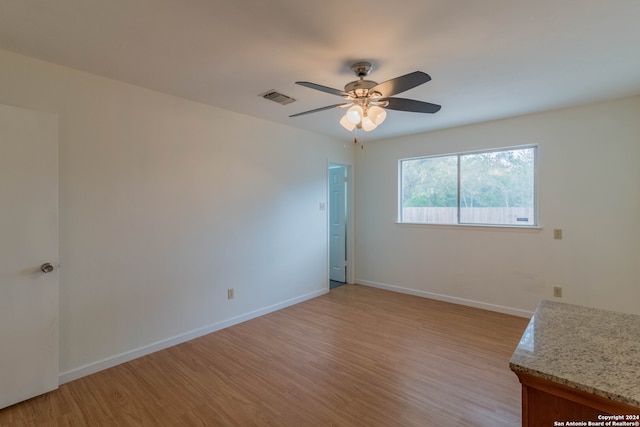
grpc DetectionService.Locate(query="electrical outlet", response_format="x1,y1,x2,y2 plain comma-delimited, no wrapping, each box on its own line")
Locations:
553,286,563,298
553,229,563,240
227,288,234,299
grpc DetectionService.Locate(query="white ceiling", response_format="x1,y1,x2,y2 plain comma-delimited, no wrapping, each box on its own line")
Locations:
2,0,640,141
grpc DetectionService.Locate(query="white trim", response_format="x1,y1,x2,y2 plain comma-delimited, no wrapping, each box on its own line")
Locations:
58,288,328,384
395,222,543,231
356,279,533,318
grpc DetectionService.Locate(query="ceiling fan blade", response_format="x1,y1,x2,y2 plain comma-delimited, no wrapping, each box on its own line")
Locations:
296,81,349,97
371,71,432,98
289,103,352,117
382,98,441,114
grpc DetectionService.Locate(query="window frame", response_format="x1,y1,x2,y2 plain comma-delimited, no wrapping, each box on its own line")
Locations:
398,145,538,228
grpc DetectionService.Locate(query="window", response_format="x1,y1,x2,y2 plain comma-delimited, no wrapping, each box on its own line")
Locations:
400,146,536,226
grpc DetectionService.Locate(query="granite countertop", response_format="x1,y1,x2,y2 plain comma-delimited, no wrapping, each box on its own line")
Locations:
510,300,640,408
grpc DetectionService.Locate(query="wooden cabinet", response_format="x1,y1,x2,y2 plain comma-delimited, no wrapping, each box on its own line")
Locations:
514,371,639,426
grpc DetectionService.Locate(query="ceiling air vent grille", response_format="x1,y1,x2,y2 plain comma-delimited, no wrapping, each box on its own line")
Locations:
259,90,296,105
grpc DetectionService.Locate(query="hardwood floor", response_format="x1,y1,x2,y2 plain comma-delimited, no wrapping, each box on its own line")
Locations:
0,285,529,426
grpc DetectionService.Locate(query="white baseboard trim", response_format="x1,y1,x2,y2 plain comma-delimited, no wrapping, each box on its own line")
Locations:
58,288,328,385
356,279,533,319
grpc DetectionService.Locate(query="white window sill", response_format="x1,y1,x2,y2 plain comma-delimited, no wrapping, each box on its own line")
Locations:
396,222,543,232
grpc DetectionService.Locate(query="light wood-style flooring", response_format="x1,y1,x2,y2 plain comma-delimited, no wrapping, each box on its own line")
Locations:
0,285,529,426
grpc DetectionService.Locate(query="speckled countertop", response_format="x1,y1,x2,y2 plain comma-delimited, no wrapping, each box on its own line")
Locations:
510,300,640,408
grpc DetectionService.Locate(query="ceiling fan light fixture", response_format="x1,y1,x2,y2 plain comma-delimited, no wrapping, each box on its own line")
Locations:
339,115,356,131
367,105,387,125
346,105,363,124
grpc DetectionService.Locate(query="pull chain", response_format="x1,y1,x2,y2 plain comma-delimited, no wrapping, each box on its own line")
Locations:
352,128,365,149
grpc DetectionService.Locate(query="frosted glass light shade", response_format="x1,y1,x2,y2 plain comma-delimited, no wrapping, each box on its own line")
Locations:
340,115,356,131
368,106,387,125
346,105,363,124
361,116,377,131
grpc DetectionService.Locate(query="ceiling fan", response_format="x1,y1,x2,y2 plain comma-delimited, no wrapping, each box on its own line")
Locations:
290,61,441,132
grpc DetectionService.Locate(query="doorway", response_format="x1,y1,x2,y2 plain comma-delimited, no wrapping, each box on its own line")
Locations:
329,163,350,289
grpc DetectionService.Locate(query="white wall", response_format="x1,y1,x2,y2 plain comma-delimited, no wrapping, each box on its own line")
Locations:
3,45,639,383
355,97,640,317
0,49,354,380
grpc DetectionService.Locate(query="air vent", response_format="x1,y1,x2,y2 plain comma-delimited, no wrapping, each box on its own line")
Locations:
259,90,296,105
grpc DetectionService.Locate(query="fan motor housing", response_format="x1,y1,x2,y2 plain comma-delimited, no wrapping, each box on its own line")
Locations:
344,79,377,97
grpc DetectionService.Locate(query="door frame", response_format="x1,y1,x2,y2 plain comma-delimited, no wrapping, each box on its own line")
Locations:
327,161,354,286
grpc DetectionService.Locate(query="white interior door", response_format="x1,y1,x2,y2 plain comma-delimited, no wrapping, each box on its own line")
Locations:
329,166,347,283
0,104,59,409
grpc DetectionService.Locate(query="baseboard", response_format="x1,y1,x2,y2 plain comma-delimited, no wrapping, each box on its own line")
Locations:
356,279,533,319
58,288,328,385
